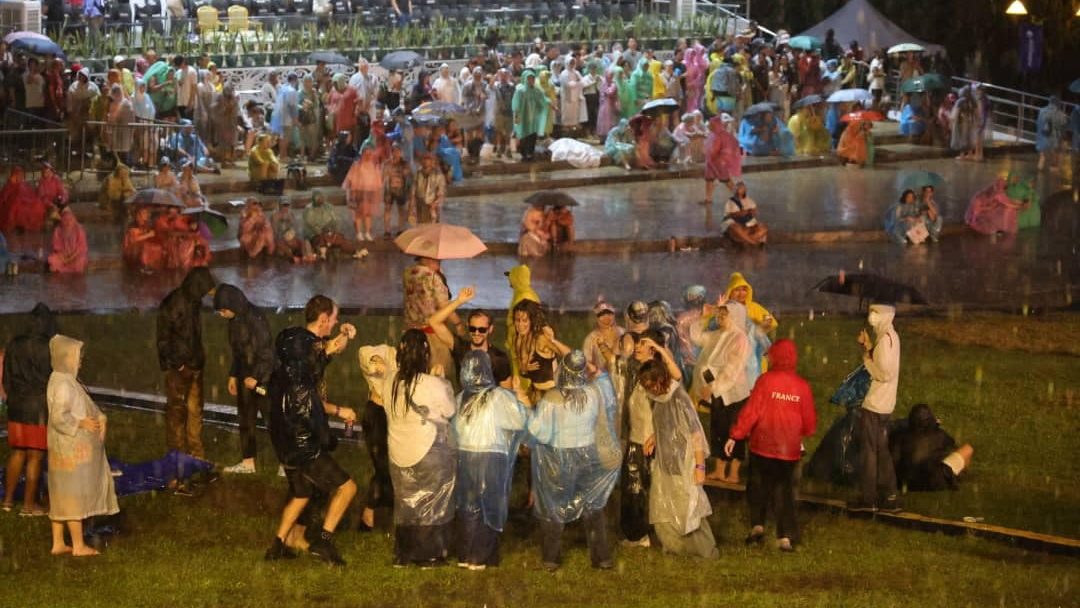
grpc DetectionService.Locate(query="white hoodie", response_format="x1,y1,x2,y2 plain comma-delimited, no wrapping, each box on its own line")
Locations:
862,304,900,415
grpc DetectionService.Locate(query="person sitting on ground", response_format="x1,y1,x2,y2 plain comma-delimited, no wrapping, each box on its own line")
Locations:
249,133,281,185
237,198,275,259
889,403,974,493
737,111,795,157
154,158,179,193
46,334,120,557
629,114,657,170
604,118,637,170
964,176,1029,236
915,185,942,243
177,161,206,208
122,206,165,272
100,163,136,222
721,182,768,247
518,205,551,258
169,119,220,173
47,208,88,274
543,205,576,252
788,103,831,156
36,163,69,210
836,119,874,167
0,166,47,235
303,189,354,259
885,189,929,245
271,199,316,263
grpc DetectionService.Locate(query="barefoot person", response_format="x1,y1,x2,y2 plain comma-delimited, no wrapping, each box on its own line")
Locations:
46,335,119,557
265,295,359,565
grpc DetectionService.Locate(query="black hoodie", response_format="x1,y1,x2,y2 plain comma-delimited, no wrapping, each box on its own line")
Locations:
156,267,216,372
3,303,59,425
889,404,958,491
213,284,273,385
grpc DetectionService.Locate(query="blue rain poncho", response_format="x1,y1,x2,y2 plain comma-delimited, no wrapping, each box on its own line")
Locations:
883,199,923,245
454,351,528,532
1035,97,1068,153
528,351,621,524
737,114,795,157
899,102,926,137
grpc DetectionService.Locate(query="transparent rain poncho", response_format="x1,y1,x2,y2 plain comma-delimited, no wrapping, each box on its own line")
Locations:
454,351,529,532
648,383,712,536
528,352,621,524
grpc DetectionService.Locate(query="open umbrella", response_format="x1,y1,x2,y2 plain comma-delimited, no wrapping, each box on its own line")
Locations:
3,31,50,45
1069,78,1080,94
395,224,487,260
887,43,924,54
813,273,928,306
900,73,947,94
182,207,228,237
841,110,885,123
126,189,183,208
308,52,352,66
898,171,945,192
791,94,824,110
11,36,64,58
412,101,483,130
742,101,780,117
827,88,874,104
640,98,680,116
380,50,424,71
788,35,822,51
524,190,579,207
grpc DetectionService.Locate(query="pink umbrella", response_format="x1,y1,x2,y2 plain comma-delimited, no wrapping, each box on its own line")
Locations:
394,223,487,260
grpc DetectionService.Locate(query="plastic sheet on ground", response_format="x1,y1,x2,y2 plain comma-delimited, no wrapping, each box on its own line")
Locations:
548,138,604,168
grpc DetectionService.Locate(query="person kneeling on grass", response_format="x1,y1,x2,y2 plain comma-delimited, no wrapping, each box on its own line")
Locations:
265,295,358,566
725,339,816,553
889,403,973,493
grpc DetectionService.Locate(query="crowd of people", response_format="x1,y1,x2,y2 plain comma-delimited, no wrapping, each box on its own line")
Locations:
0,261,974,569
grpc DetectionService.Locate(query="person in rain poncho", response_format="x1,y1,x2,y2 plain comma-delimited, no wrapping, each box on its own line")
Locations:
726,339,816,552
237,198,275,259
537,70,557,139
899,94,927,139
605,118,637,170
671,113,695,165
385,329,458,567
527,350,620,571
849,304,902,513
0,165,48,234
724,271,773,390
629,57,653,113
46,335,119,557
964,176,1029,236
884,189,928,245
683,43,708,115
915,185,943,242
512,70,547,161
648,58,665,100
558,58,589,134
889,403,974,492
788,103,831,156
1006,171,1041,229
357,345,397,531
738,111,794,157
270,73,300,162
131,79,157,166
639,360,718,558
596,68,620,139
704,114,742,204
950,86,978,160
690,301,751,483
1035,96,1068,172
837,119,874,167
615,65,637,121
453,351,530,570
214,284,274,475
47,208,88,274
265,295,359,564
432,63,461,105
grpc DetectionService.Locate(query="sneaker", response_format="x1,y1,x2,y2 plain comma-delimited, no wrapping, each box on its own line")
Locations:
879,498,903,514
467,564,487,571
223,461,256,474
777,538,795,553
744,528,766,546
847,501,877,513
364,232,374,241
593,560,615,570
541,561,560,572
171,482,195,497
277,465,287,478
457,561,470,569
265,537,297,561
621,536,650,548
308,537,346,566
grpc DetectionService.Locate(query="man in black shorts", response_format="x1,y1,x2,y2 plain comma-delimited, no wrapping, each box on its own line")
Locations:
428,286,512,387
265,295,359,565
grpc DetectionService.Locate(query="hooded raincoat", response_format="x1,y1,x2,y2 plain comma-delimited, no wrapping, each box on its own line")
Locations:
511,70,548,140
1007,172,1041,229
737,113,795,157
729,340,816,461
3,303,58,427
788,107,831,155
213,284,273,387
604,118,636,166
705,116,742,182
156,267,216,372
629,58,652,112
268,326,335,467
46,335,120,521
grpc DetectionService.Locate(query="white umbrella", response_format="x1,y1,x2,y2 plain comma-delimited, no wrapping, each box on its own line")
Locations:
887,43,925,54
827,88,874,104
394,223,487,260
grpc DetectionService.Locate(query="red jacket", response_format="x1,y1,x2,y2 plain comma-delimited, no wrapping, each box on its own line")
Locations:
729,339,816,461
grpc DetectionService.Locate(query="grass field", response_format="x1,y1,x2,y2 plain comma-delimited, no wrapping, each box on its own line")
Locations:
0,310,1077,607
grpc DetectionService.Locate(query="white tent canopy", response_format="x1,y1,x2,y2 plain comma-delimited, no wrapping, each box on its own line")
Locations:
798,0,946,56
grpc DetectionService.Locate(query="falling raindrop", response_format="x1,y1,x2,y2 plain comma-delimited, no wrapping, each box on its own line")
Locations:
808,309,815,321
974,365,983,386
1047,381,1054,400
857,259,864,270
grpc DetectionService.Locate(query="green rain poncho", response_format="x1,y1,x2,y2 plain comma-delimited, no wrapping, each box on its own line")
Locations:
614,66,636,120
511,69,548,140
604,118,636,166
1006,171,1041,229
538,70,557,137
629,57,652,111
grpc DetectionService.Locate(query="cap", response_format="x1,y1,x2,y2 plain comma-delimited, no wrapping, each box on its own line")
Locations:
593,299,616,316
626,300,649,324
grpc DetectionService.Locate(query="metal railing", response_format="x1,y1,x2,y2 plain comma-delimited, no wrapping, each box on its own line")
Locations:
81,119,188,187
0,110,72,175
951,77,1076,144
693,0,774,40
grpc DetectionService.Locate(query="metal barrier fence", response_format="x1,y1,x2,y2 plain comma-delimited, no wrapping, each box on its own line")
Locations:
81,119,188,188
951,77,1076,144
0,109,72,175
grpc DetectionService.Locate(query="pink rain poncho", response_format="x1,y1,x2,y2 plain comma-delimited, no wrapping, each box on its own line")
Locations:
704,116,742,182
683,44,708,114
47,209,88,273
964,178,1027,235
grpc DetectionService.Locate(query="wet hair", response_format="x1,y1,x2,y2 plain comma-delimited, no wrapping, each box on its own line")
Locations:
391,329,431,419
467,309,493,326
303,295,336,324
637,360,672,395
512,299,547,374
900,189,916,203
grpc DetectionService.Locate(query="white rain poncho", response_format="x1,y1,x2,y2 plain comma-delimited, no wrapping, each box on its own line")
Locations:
648,383,712,535
454,351,529,532
528,351,621,524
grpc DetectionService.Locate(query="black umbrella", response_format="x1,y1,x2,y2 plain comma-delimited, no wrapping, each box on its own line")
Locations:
524,190,579,207
308,52,352,66
640,98,680,117
813,273,928,306
380,50,424,71
743,102,780,117
792,95,824,110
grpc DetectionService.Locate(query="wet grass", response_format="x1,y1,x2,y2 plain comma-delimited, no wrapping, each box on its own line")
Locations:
0,407,1076,608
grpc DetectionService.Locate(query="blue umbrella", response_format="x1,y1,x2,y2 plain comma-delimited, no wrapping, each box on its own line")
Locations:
380,50,423,71
827,88,874,104
792,94,824,110
10,36,64,58
898,171,945,192
788,36,822,51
